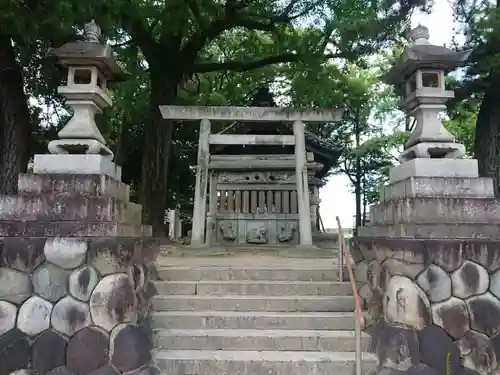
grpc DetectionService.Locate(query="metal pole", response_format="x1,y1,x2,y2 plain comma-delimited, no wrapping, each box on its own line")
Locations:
355,312,362,375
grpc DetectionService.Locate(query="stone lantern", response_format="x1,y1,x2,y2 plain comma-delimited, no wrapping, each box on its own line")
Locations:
384,25,473,182
33,20,127,179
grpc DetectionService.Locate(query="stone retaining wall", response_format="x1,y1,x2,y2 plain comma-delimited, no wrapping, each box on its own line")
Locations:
0,173,160,375
352,237,500,375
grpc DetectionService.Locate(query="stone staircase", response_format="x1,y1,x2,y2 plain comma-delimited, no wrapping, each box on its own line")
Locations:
150,252,377,375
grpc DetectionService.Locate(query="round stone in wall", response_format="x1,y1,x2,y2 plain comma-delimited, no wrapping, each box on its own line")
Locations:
375,324,420,371
2,237,45,273
466,292,500,337
66,326,109,375
17,296,52,336
382,258,424,280
355,260,369,284
45,367,76,375
384,275,431,330
358,283,373,309
51,296,93,337
0,301,17,336
9,370,32,375
457,330,497,374
89,273,137,332
87,365,120,375
451,261,489,299
69,265,100,302
431,297,470,339
416,264,451,303
0,329,32,375
44,238,87,270
406,363,440,375
0,267,32,304
33,263,69,302
109,324,152,372
488,268,500,300
418,324,461,375
32,329,67,374
367,260,381,289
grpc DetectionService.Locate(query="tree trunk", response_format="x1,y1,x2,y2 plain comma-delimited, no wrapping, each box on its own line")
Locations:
0,35,31,195
475,82,500,197
353,113,362,235
139,75,178,236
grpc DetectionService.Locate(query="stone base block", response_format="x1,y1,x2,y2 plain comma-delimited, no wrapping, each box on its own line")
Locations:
0,221,152,237
369,197,500,225
379,177,495,202
359,223,500,239
0,235,160,375
18,174,130,201
350,237,500,375
389,158,478,183
33,154,122,180
0,196,142,223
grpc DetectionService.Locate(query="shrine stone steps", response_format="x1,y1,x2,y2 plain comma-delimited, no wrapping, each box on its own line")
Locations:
151,261,376,375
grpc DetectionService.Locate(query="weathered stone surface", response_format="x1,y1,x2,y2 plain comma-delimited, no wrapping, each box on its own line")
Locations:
384,275,431,330
51,296,93,336
123,365,161,375
418,324,461,375
17,296,52,336
451,261,489,299
417,264,451,303
69,265,100,302
457,330,497,374
466,293,500,337
367,288,384,320
89,273,136,331
431,297,470,339
456,367,481,375
87,365,120,375
32,329,67,374
489,268,500,301
0,267,31,304
0,300,17,336
375,324,420,371
9,369,32,375
45,366,76,375
87,238,138,276
429,241,464,272
2,237,45,272
464,241,500,272
45,238,87,270
0,329,31,375
33,263,69,302
66,326,109,375
355,260,369,283
359,283,372,309
109,324,152,372
382,258,424,279
367,260,382,289
371,368,405,375
406,363,440,375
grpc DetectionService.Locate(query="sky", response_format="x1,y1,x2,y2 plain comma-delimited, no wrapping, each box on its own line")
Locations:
319,2,457,229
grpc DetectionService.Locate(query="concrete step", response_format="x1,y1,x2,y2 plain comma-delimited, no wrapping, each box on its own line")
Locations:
154,350,377,375
154,280,352,296
151,311,357,330
157,266,341,281
154,329,370,352
152,295,355,312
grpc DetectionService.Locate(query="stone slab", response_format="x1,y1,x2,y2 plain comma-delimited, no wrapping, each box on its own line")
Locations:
369,197,500,225
154,280,352,296
0,196,141,223
18,174,130,201
152,295,355,312
0,221,152,237
159,105,342,122
154,329,370,352
151,311,357,330
379,177,495,202
154,350,377,375
389,158,478,183
33,154,122,180
360,223,500,238
156,267,341,281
